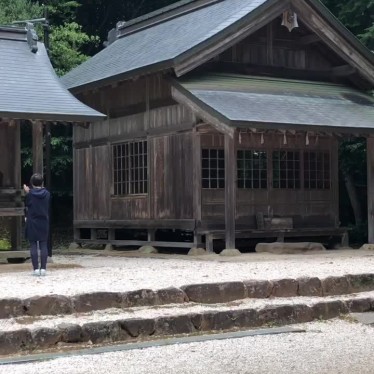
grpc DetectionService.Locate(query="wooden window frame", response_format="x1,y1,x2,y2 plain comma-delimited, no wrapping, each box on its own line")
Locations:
112,140,148,196
272,150,301,189
304,151,331,190
202,148,225,189
237,150,268,189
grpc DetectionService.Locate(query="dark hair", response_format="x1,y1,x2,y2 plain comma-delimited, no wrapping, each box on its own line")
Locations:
30,173,44,187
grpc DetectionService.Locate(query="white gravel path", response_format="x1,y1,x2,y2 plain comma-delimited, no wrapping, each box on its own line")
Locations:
1,319,373,374
0,251,374,299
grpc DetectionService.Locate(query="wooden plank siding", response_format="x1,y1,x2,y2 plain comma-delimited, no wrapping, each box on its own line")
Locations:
214,18,344,72
199,130,338,229
0,122,20,188
73,73,196,223
152,133,194,219
74,147,93,220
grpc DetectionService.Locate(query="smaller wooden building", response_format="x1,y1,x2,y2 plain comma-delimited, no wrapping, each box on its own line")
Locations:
0,25,104,252
63,0,374,251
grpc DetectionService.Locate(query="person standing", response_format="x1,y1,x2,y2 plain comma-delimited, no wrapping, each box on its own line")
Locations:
23,173,51,276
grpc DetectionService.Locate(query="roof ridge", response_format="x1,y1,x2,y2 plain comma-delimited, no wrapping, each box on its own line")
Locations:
0,25,27,42
106,0,223,45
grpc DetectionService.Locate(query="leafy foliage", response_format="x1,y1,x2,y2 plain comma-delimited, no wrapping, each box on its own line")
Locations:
0,0,42,25
49,22,98,76
322,0,374,49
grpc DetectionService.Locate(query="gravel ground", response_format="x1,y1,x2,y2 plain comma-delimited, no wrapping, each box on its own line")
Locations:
0,250,373,299
1,319,373,374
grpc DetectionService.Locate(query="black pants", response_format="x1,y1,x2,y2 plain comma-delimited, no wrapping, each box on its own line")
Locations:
30,241,48,270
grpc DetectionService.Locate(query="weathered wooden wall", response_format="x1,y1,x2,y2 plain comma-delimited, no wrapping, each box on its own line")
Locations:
200,130,338,228
0,121,20,188
215,18,344,71
74,74,196,222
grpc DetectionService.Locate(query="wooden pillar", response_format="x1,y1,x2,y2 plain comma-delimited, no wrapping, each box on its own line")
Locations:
367,137,374,243
224,132,236,249
10,120,22,250
32,120,43,174
193,127,202,234
331,137,339,227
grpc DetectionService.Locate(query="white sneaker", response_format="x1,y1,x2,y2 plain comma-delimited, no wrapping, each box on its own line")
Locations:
40,269,46,276
33,269,40,276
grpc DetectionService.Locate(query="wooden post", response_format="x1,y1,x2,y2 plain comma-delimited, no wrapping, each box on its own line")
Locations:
45,122,51,189
10,120,22,250
367,137,374,243
224,132,236,249
32,121,44,174
193,127,202,237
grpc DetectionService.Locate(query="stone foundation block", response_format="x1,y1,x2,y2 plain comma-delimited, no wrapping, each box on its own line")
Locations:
312,300,348,320
322,276,350,296
155,315,196,336
124,289,158,307
182,282,246,304
271,279,299,297
120,318,155,338
73,292,122,313
297,277,323,297
0,329,33,355
24,295,73,316
345,298,372,313
82,321,127,344
31,328,61,349
244,280,273,299
0,298,23,319
347,273,374,293
58,323,83,343
156,287,188,305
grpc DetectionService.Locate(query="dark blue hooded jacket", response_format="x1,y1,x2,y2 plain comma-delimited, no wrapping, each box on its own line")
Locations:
25,188,50,242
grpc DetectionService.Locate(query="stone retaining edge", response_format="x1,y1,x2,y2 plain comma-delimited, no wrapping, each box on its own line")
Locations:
0,273,373,319
0,296,372,356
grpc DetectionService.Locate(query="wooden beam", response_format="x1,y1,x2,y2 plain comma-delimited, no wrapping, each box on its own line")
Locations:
292,0,374,86
207,61,361,82
367,137,374,243
175,0,288,76
331,65,356,77
298,34,320,45
171,86,234,137
224,132,236,249
32,120,43,174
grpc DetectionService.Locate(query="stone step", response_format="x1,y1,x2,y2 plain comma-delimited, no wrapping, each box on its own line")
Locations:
1,273,374,319
0,292,373,356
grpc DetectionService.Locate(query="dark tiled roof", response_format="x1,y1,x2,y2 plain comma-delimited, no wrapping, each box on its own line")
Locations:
0,28,105,122
62,0,267,91
177,74,374,131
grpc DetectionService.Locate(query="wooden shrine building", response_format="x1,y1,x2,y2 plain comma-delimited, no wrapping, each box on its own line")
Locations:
62,0,374,251
0,25,104,252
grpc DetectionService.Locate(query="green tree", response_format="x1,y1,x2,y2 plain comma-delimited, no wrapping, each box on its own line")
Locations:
0,0,42,24
322,0,374,49
49,22,98,76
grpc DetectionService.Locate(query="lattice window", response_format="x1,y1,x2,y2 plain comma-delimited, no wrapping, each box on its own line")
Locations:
202,149,225,189
237,150,267,189
273,151,300,189
304,151,330,189
113,141,148,196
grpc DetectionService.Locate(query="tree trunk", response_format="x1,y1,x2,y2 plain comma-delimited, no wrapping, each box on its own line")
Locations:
342,169,363,225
